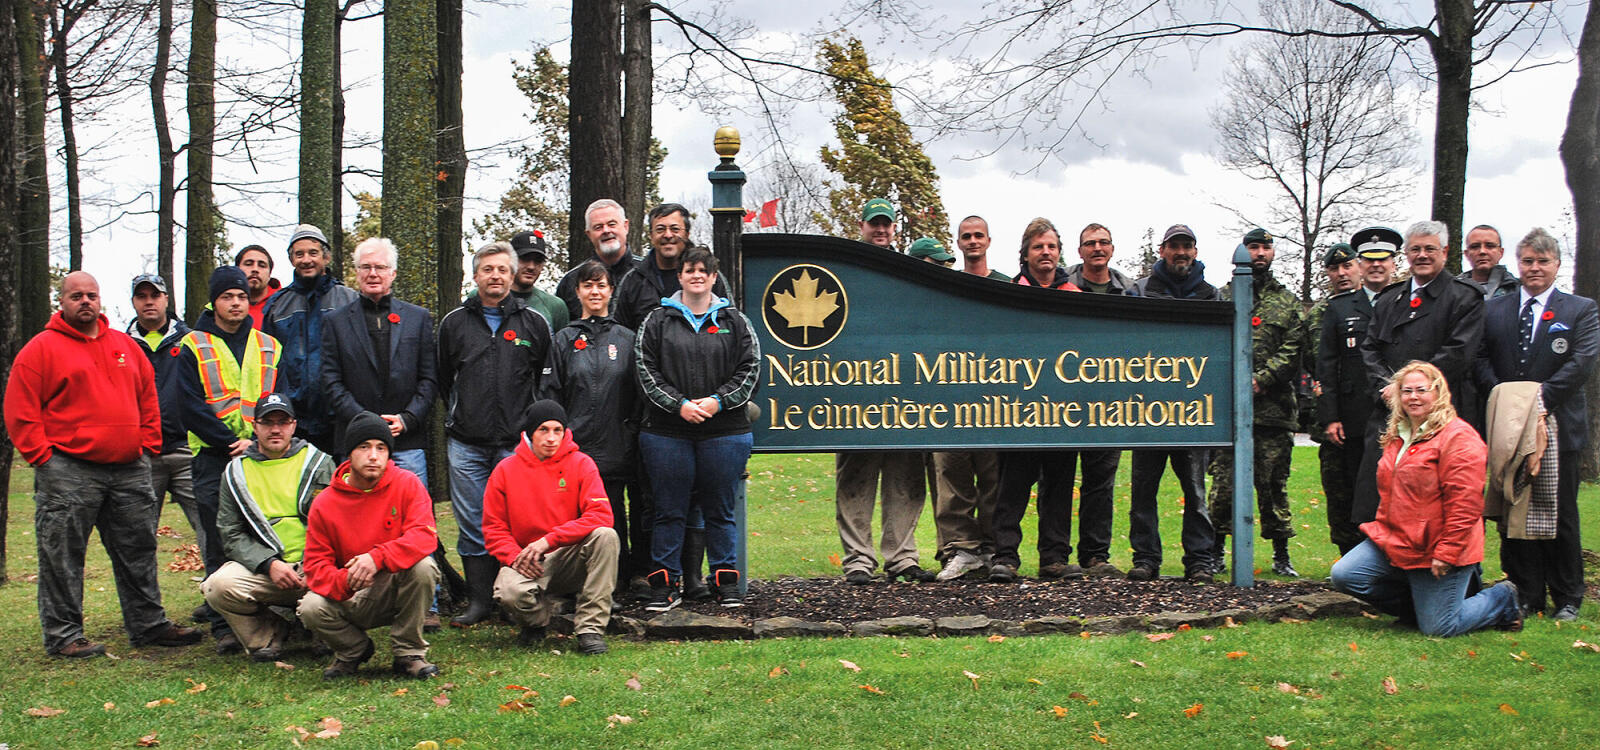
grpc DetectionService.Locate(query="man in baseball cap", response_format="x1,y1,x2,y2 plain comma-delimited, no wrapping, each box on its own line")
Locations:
201,391,335,662
859,198,897,249
509,230,569,330
908,237,955,266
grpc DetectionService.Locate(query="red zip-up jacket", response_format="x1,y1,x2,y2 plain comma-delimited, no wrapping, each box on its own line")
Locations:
1362,417,1487,569
4,312,160,465
303,461,437,601
482,430,613,566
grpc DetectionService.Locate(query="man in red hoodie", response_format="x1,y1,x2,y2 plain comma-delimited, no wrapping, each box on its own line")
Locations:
482,400,618,655
297,412,441,679
4,271,204,657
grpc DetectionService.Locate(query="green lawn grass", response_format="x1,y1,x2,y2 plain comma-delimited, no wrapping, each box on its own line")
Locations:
2,447,1598,749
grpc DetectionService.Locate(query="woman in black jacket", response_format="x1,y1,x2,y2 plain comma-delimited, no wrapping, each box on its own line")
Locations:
540,259,647,589
635,247,759,611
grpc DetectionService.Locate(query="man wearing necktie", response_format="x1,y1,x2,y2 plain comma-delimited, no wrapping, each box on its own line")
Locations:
1353,221,1486,525
1476,228,1599,621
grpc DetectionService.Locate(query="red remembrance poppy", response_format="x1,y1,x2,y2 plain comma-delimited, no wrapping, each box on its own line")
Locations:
574,338,588,350
1543,310,1555,321
1250,316,1261,327
169,346,181,357
387,312,401,324
503,330,517,341
1409,297,1421,308
707,325,720,334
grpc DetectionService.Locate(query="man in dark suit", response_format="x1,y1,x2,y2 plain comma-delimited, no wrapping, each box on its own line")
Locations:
1315,230,1397,553
1476,228,1599,621
321,237,438,475
1353,220,1486,523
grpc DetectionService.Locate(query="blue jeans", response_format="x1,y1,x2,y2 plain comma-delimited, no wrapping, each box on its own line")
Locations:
640,431,752,576
391,448,429,486
1331,539,1517,637
446,438,512,557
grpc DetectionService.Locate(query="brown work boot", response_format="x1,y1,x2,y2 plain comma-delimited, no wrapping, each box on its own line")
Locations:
52,637,107,659
423,611,441,633
322,638,375,680
140,622,205,647
392,655,440,679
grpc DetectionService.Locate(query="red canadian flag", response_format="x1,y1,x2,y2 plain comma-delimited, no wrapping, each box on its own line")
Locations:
759,198,779,228
743,209,756,223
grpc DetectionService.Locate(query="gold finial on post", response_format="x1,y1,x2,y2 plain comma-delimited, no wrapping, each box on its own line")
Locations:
714,126,741,160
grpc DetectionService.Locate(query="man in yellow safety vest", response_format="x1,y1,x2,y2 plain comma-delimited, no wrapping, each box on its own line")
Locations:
178,266,283,654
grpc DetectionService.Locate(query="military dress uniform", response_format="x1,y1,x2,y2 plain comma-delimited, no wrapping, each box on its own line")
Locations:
1316,286,1377,552
1209,269,1301,574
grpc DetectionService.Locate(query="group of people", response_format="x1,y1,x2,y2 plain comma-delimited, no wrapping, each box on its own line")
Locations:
6,192,1589,687
890,206,1592,637
5,199,759,678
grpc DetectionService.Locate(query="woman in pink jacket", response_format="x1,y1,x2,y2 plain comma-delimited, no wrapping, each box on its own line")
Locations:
1330,361,1523,636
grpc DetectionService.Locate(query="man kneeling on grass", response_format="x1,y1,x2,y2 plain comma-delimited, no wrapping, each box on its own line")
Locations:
299,412,441,679
201,394,333,662
483,400,619,655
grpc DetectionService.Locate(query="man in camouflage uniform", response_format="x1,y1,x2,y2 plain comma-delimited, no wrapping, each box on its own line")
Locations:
1209,228,1302,578
1304,244,1361,553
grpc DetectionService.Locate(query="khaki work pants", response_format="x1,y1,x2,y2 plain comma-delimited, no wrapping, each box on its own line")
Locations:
834,451,927,575
201,560,306,651
298,557,439,661
494,527,619,635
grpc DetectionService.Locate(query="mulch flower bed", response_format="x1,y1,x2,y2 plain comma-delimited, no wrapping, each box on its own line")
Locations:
615,575,1332,624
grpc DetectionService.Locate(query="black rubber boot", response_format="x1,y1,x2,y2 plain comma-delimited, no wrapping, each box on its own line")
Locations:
1209,534,1228,574
681,528,711,601
1271,538,1298,578
450,555,499,627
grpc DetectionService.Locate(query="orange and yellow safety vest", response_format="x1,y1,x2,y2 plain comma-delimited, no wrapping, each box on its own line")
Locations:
183,329,281,452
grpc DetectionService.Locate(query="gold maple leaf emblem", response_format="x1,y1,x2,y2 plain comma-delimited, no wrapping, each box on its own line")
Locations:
771,270,839,345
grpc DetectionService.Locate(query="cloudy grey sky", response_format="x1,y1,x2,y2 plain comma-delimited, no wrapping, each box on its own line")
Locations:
63,0,1585,321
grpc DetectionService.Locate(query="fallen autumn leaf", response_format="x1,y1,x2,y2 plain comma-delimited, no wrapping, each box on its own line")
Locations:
1183,702,1204,718
1382,676,1398,695
962,670,981,691
144,698,175,708
625,677,642,691
858,684,885,695
1499,703,1519,715
1051,706,1068,718
1146,632,1176,642
560,695,578,707
135,732,159,747
433,693,450,707
838,659,861,673
1265,735,1295,748
1226,651,1248,660
25,705,66,718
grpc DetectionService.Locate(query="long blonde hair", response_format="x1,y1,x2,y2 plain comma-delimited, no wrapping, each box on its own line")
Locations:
1380,360,1456,447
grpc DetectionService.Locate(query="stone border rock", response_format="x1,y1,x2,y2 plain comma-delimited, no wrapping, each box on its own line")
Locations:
569,591,1370,642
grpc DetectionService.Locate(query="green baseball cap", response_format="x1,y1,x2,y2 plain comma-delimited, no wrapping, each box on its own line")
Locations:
860,198,895,222
908,237,954,262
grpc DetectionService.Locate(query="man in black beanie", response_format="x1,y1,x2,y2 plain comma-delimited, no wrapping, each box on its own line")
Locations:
178,265,285,653
300,411,441,679
480,400,618,654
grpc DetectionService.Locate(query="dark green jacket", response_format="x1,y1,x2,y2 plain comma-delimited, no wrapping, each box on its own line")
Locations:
1224,271,1302,431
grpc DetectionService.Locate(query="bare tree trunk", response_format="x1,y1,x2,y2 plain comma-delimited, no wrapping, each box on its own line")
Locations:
13,0,50,337
1,0,21,582
185,0,218,323
48,6,83,270
568,0,623,266
431,0,463,504
332,1,349,267
1560,0,1600,480
1430,0,1473,272
150,0,176,307
300,0,337,247
435,0,464,312
622,0,652,240
381,0,437,307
